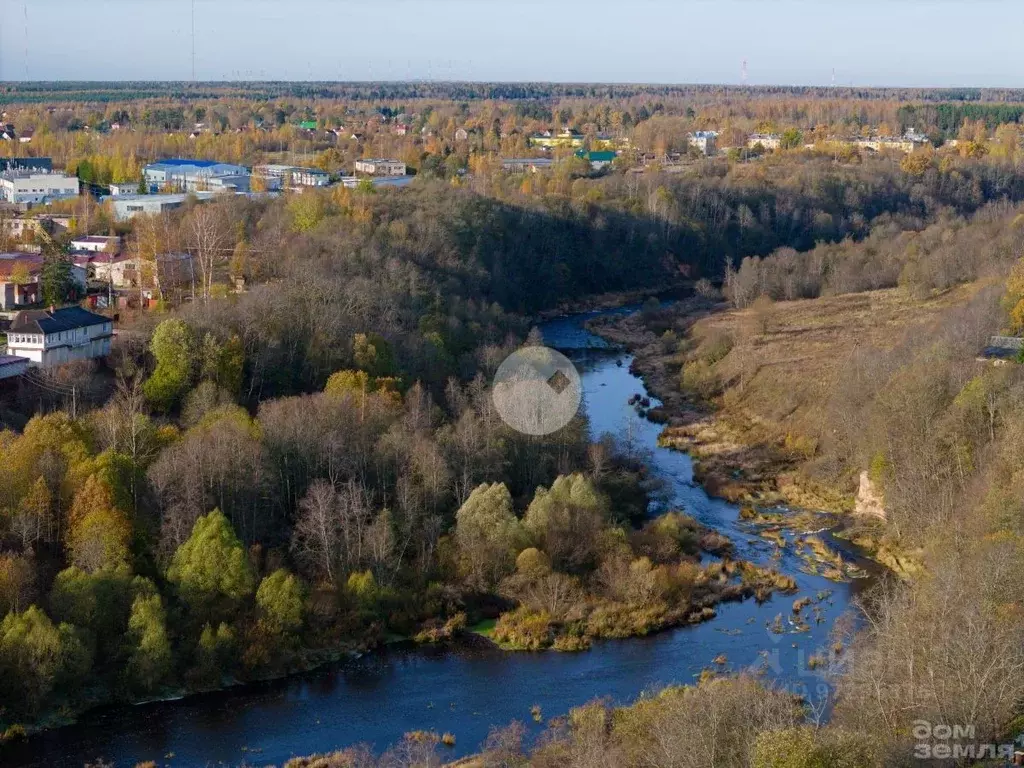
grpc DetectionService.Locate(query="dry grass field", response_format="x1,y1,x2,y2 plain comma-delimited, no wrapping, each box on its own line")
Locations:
595,283,991,512
703,284,985,444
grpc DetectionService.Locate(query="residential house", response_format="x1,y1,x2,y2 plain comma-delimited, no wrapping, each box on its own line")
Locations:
747,133,783,151
81,251,191,293
501,158,555,173
852,136,923,154
0,214,58,242
90,254,141,289
0,170,80,205
0,125,15,141
575,150,618,171
18,129,33,144
354,158,407,177
593,132,627,150
688,131,718,156
6,306,113,367
0,252,84,308
530,130,585,150
0,253,43,309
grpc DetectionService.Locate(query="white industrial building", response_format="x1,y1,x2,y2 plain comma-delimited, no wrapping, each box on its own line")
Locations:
0,170,80,205
6,306,113,367
108,192,217,221
143,159,250,194
252,164,329,188
340,175,414,189
109,181,142,196
354,158,406,177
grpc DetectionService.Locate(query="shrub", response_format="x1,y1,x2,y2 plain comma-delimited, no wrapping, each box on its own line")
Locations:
697,330,734,364
681,360,720,399
493,608,553,650
694,278,721,300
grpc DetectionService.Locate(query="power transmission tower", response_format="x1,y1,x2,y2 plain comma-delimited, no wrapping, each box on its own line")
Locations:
23,1,29,81
191,0,196,82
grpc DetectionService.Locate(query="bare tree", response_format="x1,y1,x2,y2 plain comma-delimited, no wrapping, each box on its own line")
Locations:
184,205,229,302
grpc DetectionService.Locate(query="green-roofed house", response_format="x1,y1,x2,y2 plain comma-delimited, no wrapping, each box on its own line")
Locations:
296,120,319,131
575,150,618,171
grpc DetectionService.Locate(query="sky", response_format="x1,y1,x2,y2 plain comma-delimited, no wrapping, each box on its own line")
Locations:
0,0,1020,86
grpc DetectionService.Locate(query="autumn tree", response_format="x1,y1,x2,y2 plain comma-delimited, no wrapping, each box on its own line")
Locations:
0,554,36,616
455,482,526,590
144,318,195,411
125,592,172,693
523,474,609,574
167,509,255,619
0,606,87,716
255,569,305,637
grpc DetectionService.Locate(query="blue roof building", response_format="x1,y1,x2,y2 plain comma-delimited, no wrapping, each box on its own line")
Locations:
143,159,250,194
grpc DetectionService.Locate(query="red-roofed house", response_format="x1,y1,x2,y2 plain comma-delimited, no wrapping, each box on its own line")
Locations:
0,253,42,309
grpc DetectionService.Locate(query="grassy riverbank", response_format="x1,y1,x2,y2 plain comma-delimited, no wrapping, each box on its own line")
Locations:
590,286,981,507
587,286,986,577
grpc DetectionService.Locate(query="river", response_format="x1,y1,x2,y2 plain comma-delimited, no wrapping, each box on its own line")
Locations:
2,306,878,768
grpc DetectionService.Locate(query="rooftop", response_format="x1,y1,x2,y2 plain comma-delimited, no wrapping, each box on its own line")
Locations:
10,306,110,335
72,235,120,244
149,158,223,169
0,169,76,180
577,150,618,162
254,164,329,174
0,253,42,280
107,192,218,204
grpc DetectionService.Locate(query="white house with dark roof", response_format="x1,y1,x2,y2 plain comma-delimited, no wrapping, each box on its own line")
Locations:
6,306,113,367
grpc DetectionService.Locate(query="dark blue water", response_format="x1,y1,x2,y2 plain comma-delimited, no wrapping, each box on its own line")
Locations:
3,308,875,768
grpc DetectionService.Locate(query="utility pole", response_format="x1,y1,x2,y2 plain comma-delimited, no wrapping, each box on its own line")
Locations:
23,1,29,81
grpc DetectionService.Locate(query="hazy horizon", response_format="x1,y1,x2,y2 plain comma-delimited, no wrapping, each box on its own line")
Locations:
0,0,1021,87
